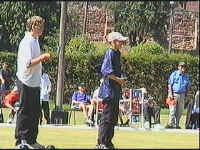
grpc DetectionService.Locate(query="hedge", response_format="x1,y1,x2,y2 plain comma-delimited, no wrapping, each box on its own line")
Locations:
0,39,199,107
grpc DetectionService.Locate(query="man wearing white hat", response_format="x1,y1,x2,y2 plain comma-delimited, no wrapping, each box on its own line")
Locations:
96,32,128,149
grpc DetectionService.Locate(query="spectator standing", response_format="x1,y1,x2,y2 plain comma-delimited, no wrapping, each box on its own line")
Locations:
185,90,199,129
96,32,128,149
15,16,51,149
40,71,51,125
165,62,189,129
0,63,12,90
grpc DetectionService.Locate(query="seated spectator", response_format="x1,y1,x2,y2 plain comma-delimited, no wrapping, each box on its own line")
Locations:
72,83,93,125
3,86,19,123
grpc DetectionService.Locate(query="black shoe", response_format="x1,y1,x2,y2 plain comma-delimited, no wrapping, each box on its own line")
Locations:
165,124,175,129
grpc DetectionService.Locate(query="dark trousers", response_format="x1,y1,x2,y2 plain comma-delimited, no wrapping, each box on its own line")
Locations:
40,101,50,124
0,83,9,90
98,99,119,146
15,80,41,145
153,106,161,124
190,113,199,129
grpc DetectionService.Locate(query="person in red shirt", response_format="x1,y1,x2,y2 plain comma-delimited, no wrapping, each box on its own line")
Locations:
3,86,19,123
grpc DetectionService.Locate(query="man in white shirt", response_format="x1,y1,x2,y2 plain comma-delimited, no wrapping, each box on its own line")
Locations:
40,71,51,125
15,16,51,149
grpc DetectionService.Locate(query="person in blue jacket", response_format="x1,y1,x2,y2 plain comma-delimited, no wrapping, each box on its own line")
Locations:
96,32,128,149
166,61,190,129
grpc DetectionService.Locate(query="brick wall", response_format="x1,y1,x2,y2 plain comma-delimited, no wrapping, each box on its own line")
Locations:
78,3,199,51
171,11,198,50
186,1,199,12
80,6,114,42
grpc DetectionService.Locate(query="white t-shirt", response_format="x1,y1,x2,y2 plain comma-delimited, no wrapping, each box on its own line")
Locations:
92,87,102,101
16,32,42,87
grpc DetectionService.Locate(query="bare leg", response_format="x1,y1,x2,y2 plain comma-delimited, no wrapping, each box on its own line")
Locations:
79,103,88,120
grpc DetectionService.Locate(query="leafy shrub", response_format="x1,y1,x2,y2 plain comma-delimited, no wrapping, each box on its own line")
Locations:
131,42,164,55
65,36,96,55
1,41,199,107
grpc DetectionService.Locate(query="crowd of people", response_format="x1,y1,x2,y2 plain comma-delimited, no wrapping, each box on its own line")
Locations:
0,15,199,149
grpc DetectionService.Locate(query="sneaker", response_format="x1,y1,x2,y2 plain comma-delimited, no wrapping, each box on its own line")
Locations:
30,142,45,149
85,119,94,125
15,140,34,149
15,144,33,149
96,144,109,149
165,124,175,129
95,144,101,149
7,118,14,124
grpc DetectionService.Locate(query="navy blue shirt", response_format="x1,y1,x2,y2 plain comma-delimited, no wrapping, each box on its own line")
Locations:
168,70,189,94
98,48,121,101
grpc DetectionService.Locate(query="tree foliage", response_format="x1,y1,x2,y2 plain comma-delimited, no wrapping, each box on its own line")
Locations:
105,1,172,47
0,1,61,52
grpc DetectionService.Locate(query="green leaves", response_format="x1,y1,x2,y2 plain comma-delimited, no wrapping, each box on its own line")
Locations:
0,1,60,52
107,1,171,46
0,41,199,105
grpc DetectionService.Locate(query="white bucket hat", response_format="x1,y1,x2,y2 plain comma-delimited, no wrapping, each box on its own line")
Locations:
107,32,128,42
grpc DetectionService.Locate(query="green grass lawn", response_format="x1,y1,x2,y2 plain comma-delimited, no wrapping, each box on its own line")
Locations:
0,104,199,149
0,127,199,149
1,104,187,128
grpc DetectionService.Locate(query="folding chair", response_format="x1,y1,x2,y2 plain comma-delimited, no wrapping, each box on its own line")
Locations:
118,88,132,126
130,96,141,125
121,89,144,128
68,102,80,125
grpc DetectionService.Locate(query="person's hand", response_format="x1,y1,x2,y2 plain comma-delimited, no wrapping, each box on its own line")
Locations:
13,108,17,112
40,53,51,61
168,94,173,99
1,79,5,84
118,77,128,85
168,90,173,99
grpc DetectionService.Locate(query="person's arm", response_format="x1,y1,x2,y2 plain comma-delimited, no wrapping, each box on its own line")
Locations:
107,74,127,86
21,42,51,69
27,53,50,68
168,72,175,98
184,75,190,97
47,75,52,93
101,50,127,85
72,92,79,104
4,102,16,112
0,70,5,84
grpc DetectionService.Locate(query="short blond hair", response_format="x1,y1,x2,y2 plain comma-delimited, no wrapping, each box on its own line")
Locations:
26,16,45,32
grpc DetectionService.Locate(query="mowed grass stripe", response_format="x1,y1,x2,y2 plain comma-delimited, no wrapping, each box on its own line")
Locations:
0,127,198,149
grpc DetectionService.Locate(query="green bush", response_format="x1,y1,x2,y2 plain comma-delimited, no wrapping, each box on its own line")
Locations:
131,42,164,55
0,40,199,107
65,36,96,54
